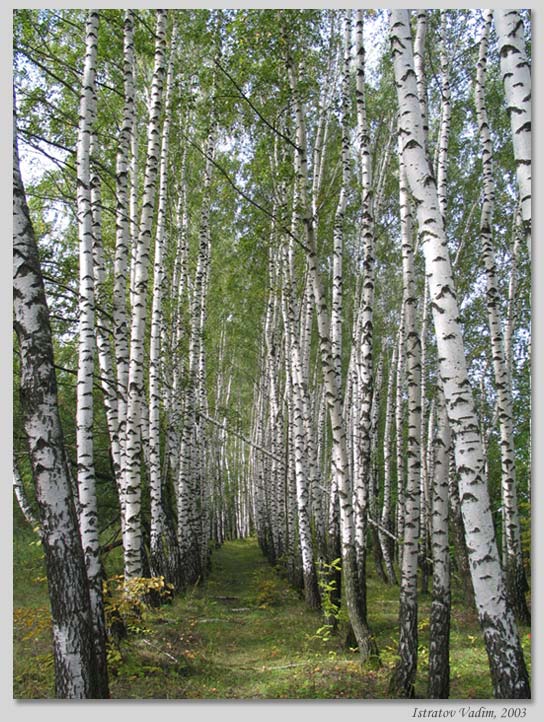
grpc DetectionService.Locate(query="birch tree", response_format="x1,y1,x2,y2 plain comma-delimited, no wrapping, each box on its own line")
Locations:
74,11,109,696
352,7,379,607
390,9,529,698
149,29,175,580
123,9,167,578
428,393,451,698
389,147,422,699
494,10,532,253
14,105,104,699
285,21,378,663
475,8,530,626
113,10,136,528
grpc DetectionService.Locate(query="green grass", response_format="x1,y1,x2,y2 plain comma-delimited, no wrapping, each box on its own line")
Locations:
12,533,531,699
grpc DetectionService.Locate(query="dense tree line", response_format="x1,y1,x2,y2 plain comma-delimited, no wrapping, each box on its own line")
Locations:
13,9,531,699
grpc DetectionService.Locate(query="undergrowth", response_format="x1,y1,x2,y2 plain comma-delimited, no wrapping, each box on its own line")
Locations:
13,533,531,699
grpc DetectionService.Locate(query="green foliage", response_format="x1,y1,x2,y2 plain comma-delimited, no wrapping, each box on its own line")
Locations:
253,578,281,608
13,537,531,699
310,557,341,643
103,574,174,633
13,607,51,642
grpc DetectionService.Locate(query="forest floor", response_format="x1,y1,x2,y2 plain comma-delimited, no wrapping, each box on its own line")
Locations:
13,530,531,699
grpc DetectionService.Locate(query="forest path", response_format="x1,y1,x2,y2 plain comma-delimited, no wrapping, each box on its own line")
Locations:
110,537,381,698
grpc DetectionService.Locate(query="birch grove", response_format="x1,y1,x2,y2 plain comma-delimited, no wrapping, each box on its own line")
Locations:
13,8,531,700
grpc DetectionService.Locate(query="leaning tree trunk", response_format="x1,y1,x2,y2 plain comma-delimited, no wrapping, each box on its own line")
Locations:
13,455,40,533
494,10,532,254
390,9,530,698
74,10,109,697
475,8,530,626
14,105,102,699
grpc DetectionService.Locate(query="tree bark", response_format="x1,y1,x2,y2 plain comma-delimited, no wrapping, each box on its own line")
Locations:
123,9,167,578
14,105,103,699
75,11,109,696
428,392,451,699
475,8,530,626
390,9,530,698
389,146,422,699
494,10,531,254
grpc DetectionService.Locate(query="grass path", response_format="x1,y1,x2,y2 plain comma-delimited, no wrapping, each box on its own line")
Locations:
15,533,529,699
110,538,383,698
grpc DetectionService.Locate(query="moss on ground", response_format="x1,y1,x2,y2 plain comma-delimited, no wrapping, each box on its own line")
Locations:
13,535,531,699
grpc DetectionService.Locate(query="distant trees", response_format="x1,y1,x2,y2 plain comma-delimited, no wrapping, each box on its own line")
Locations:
13,8,531,699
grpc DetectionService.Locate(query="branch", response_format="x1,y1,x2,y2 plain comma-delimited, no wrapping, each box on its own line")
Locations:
181,129,310,253
201,412,283,464
214,58,300,152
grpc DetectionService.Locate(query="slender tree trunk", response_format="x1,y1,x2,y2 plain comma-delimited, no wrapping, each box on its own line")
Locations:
395,315,406,565
390,10,529,697
369,355,386,582
494,10,532,253
350,7,383,634
436,11,452,226
74,11,109,697
428,392,451,699
14,107,102,699
91,148,121,492
113,10,135,531
475,8,530,626
389,147,422,699
149,33,175,580
380,346,398,584
123,9,167,579
418,284,431,595
13,456,40,532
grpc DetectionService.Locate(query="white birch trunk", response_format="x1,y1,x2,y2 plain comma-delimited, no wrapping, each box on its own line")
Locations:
352,6,379,619
123,9,167,578
428,392,451,698
14,108,102,699
149,36,175,578
13,456,40,533
113,10,135,529
475,9,529,625
436,11,451,225
389,148,421,699
390,9,529,697
494,10,532,253
380,346,398,584
75,11,109,696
